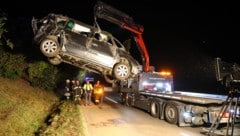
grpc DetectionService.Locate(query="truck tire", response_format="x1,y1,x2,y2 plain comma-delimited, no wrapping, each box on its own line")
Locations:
40,36,60,57
164,103,178,124
150,101,160,118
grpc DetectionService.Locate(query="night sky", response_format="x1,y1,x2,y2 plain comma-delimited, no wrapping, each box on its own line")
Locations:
1,0,238,93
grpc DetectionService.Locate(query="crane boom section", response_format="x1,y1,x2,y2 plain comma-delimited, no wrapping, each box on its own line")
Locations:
94,1,149,72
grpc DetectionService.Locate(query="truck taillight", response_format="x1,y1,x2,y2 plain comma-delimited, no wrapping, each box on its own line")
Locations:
222,112,230,118
216,112,230,118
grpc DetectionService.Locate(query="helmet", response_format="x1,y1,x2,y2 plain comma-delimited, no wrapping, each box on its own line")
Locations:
97,80,100,84
66,79,70,84
72,80,75,84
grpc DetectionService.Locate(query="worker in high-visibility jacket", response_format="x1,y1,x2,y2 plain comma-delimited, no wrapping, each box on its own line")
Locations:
93,80,105,107
83,80,93,106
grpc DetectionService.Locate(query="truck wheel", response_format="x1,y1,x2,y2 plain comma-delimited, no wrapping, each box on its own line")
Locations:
40,36,60,57
150,101,160,118
164,103,178,124
113,62,130,80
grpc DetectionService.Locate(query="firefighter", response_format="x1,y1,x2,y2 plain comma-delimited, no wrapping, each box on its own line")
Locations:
71,80,76,102
93,80,105,108
83,80,93,106
73,80,83,105
64,79,71,100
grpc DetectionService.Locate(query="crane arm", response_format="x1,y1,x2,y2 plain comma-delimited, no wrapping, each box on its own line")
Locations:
94,1,149,72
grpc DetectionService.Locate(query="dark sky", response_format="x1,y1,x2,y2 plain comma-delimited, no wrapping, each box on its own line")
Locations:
2,0,238,61
1,0,239,92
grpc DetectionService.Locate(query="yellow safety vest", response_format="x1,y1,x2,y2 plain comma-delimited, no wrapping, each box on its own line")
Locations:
83,83,93,91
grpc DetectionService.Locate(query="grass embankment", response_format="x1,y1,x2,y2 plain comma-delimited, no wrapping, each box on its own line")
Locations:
0,77,86,136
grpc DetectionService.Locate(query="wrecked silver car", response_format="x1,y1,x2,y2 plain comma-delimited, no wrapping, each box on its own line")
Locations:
31,13,140,82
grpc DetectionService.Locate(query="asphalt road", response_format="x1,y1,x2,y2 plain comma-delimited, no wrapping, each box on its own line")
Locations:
80,92,207,136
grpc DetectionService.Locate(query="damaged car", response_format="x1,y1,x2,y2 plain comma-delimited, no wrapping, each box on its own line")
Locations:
31,13,140,82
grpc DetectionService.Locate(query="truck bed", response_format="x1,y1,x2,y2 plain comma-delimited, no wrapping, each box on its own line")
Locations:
139,90,228,105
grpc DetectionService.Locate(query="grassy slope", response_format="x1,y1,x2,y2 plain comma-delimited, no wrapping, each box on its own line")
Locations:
0,77,86,136
0,77,58,135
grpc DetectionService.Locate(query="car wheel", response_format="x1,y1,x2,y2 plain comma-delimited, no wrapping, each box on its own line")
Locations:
48,56,62,65
113,62,130,80
40,36,60,57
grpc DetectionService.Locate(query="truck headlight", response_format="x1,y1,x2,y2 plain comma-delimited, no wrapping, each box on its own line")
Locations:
156,83,163,87
165,83,171,92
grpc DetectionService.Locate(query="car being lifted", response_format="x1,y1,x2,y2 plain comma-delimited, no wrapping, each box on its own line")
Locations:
31,13,140,82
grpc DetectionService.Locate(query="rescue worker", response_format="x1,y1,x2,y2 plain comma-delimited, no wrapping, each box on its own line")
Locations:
64,79,71,100
83,80,93,106
93,80,105,108
71,80,76,102
73,80,83,105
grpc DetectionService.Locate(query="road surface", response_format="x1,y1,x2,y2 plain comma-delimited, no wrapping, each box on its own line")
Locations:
80,92,206,136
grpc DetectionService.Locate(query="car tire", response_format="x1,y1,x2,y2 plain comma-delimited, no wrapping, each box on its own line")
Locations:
48,56,62,65
113,62,130,80
164,103,178,124
40,36,60,57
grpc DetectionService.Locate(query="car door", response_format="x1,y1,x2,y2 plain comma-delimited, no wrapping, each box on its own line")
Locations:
64,31,88,57
63,21,90,58
86,33,116,67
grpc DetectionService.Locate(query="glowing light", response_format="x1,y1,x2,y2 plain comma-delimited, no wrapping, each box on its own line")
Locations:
156,82,163,87
159,71,171,76
142,81,148,86
165,83,172,91
153,87,158,91
95,88,103,94
216,112,230,118
183,112,191,118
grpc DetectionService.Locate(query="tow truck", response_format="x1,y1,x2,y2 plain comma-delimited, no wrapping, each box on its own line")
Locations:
93,1,240,134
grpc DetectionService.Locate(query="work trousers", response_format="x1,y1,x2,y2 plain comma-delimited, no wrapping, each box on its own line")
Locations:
85,91,92,105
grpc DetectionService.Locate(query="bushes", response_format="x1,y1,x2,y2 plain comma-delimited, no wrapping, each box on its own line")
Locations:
28,61,59,90
0,53,26,79
0,12,59,90
0,13,26,79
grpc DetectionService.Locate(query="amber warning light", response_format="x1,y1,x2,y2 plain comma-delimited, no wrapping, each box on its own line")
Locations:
159,71,172,76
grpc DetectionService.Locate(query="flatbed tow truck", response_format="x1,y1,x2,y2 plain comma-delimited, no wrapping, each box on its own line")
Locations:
94,1,240,135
